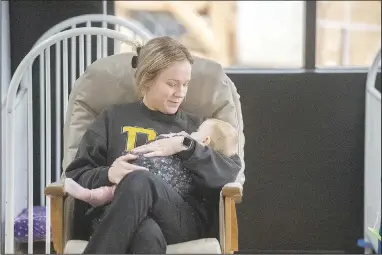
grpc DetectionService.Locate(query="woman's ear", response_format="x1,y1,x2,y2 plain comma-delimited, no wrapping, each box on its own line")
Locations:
202,136,211,146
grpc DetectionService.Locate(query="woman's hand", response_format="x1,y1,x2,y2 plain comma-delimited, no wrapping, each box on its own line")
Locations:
132,136,185,157
161,131,190,138
108,153,149,184
160,132,177,138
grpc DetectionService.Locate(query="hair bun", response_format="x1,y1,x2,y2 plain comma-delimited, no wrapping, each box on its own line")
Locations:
136,46,142,55
131,55,138,68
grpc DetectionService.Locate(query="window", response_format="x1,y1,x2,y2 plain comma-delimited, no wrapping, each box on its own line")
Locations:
316,1,381,68
115,1,305,68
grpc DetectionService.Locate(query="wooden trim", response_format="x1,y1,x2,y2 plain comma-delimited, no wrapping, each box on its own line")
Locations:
115,1,168,12
167,1,218,58
115,1,208,13
114,1,238,65
210,2,230,66
51,197,64,254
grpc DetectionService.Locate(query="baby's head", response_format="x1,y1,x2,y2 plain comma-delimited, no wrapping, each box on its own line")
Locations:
190,118,238,157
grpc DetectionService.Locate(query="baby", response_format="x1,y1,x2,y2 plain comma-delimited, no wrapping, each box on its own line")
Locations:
64,118,238,207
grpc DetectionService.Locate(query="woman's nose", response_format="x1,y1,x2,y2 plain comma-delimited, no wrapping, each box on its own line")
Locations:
174,86,187,97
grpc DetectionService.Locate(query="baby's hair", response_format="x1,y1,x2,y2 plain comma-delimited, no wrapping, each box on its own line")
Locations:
200,118,238,157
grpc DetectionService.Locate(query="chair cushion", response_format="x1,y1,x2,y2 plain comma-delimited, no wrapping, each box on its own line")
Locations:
166,238,222,254
62,53,245,184
64,238,221,254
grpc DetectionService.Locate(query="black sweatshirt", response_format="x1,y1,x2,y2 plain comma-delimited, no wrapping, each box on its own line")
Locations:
65,101,241,226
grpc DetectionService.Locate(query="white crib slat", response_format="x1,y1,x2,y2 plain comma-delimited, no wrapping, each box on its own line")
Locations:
86,22,92,66
63,39,69,114
26,66,34,254
45,48,52,254
5,97,16,253
79,34,85,75
56,42,62,181
102,21,108,58
71,25,77,89
97,35,102,59
39,52,46,206
114,24,120,54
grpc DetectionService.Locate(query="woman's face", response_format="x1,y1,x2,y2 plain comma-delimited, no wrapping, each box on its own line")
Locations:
143,60,191,114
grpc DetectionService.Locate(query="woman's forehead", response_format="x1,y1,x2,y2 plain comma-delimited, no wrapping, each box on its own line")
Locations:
159,61,192,81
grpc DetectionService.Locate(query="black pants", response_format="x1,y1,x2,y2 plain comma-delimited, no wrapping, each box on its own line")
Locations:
83,170,206,254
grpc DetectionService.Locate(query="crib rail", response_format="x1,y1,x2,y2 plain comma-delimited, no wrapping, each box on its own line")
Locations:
4,27,143,254
364,49,381,253
366,50,381,101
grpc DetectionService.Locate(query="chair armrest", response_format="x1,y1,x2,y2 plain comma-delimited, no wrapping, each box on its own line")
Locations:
45,181,66,197
222,182,243,203
45,182,65,253
220,182,243,254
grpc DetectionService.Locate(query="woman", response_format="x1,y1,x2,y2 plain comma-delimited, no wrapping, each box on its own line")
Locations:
65,36,241,254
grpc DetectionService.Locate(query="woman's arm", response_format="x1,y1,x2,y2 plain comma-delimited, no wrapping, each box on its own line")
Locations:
132,135,241,190
65,110,113,189
178,140,242,190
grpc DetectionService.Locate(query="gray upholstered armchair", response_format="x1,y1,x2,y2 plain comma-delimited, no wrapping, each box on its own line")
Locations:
44,53,245,254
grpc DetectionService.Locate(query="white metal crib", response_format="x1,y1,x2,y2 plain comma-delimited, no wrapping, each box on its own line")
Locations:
38,14,153,208
4,24,152,254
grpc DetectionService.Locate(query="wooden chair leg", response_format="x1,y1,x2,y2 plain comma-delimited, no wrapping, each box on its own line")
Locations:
224,197,239,254
231,202,238,252
51,197,64,254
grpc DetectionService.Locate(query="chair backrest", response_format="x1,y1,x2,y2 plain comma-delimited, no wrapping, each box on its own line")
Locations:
62,53,246,184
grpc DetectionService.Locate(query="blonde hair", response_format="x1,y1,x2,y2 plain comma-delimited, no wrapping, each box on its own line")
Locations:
132,36,193,96
200,118,238,157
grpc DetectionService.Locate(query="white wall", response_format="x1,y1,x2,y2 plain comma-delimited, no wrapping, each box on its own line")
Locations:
236,1,304,68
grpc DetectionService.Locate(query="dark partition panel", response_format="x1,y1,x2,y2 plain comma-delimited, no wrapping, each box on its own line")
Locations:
227,71,381,254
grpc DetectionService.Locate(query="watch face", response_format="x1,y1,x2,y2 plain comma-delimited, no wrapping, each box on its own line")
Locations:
183,137,192,147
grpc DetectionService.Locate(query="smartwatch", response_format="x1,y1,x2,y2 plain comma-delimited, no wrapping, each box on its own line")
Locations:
182,136,194,150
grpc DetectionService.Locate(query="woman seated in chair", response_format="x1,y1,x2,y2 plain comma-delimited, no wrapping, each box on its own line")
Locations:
65,36,241,254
